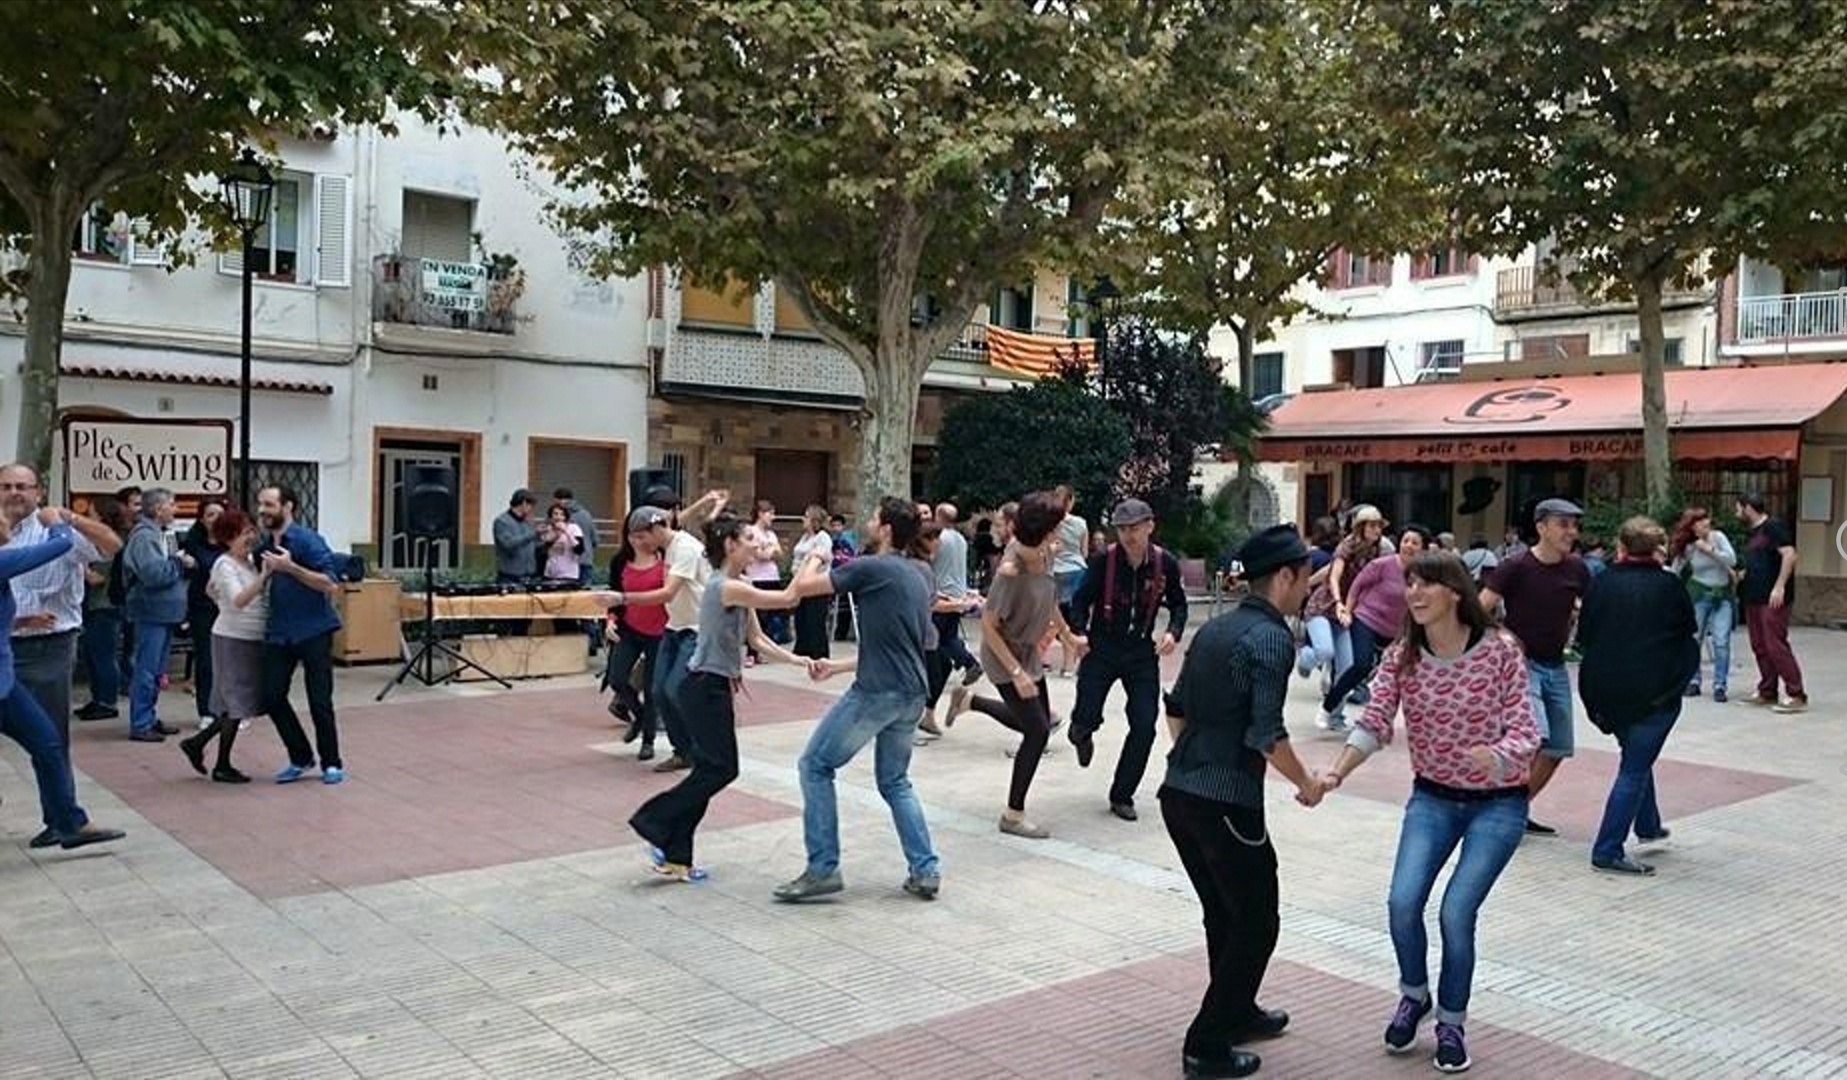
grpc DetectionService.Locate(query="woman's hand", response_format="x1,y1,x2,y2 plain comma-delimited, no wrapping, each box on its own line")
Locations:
1011,670,1038,698
1466,745,1498,774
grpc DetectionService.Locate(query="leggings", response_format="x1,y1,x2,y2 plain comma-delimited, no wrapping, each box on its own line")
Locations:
969,678,1051,812
604,630,662,742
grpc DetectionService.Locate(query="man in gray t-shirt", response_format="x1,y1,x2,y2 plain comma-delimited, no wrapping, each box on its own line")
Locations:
924,505,980,721
774,496,942,904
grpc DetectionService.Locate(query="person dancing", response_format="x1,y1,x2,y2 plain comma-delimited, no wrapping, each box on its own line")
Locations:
963,491,1086,840
629,512,812,881
1319,552,1540,1074
603,507,670,761
178,510,268,783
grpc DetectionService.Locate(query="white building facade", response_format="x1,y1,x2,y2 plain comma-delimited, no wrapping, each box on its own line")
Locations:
0,119,651,573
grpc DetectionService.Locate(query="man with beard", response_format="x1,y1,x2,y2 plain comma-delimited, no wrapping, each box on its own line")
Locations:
2,464,122,847
256,486,347,784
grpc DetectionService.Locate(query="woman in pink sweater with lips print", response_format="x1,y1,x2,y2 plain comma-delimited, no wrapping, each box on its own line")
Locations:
1318,551,1541,1075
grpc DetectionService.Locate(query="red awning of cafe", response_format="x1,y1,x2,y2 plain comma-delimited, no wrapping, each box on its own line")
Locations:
1257,362,1847,464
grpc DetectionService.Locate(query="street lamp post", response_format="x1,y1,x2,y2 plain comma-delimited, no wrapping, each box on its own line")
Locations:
216,149,275,508
1087,274,1122,400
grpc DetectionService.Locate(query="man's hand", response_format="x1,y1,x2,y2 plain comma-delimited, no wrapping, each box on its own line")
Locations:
261,548,297,575
1769,586,1785,610
1294,775,1325,808
35,506,69,527
1467,745,1498,774
1156,632,1178,657
808,658,835,682
13,613,56,632
1065,634,1090,662
176,551,196,570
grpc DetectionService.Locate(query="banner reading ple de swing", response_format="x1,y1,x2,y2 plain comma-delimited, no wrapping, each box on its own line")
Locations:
60,418,233,499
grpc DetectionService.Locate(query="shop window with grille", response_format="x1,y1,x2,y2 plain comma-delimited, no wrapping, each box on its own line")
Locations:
1674,464,1791,520
244,460,320,527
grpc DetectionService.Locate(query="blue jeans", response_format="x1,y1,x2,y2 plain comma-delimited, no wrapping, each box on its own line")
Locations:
1388,787,1527,1026
79,607,122,705
128,621,176,737
1323,620,1389,715
1300,615,1354,681
0,687,89,838
798,686,938,879
1592,704,1678,864
651,629,696,755
1524,658,1576,758
1690,594,1732,693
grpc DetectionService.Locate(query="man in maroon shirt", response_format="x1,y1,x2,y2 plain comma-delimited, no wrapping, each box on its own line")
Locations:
1479,498,1592,836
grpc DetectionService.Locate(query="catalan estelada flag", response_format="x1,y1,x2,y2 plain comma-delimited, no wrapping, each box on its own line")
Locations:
984,324,1096,378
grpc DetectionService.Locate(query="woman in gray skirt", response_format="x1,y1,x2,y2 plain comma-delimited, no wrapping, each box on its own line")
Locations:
179,508,269,783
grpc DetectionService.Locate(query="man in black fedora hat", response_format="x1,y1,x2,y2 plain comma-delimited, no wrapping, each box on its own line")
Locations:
1067,497,1187,821
1160,524,1328,1078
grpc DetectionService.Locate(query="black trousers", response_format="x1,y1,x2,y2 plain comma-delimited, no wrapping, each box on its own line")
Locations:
188,606,216,721
604,630,662,742
793,595,831,659
969,678,1051,811
1160,787,1279,1059
1071,638,1162,806
925,611,976,707
264,631,340,769
630,671,739,866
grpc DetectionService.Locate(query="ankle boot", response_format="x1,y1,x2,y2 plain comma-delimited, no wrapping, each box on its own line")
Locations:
211,724,250,784
179,728,213,776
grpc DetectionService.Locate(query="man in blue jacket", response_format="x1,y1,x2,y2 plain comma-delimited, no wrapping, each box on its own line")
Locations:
256,485,347,784
122,488,191,742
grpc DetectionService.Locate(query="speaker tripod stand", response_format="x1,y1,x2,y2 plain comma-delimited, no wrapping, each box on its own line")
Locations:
377,539,511,701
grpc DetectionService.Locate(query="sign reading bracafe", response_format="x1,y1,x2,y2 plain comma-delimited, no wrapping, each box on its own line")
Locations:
61,419,232,497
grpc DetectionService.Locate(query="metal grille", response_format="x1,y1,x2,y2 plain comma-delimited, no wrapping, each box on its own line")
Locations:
661,452,688,500
1674,464,1791,520
246,460,320,528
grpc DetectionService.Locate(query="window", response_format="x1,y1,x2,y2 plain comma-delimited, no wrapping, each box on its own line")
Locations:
992,284,1034,331
910,292,943,328
1627,336,1686,366
754,449,831,516
1418,340,1465,376
1512,334,1591,362
1332,346,1388,389
1327,248,1391,290
1066,279,1092,338
1251,352,1285,399
661,451,690,502
530,438,625,545
217,173,351,286
72,204,163,267
401,190,474,263
1411,245,1475,280
244,460,320,528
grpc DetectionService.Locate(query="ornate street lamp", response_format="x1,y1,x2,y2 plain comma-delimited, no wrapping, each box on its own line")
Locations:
216,149,275,508
1087,274,1122,399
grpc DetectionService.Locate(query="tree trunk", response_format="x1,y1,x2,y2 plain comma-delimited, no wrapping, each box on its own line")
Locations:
1634,273,1673,511
17,230,75,476
1229,319,1257,524
855,344,927,520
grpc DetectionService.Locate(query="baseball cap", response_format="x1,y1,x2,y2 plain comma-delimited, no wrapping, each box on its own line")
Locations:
1110,498,1154,527
627,506,671,533
1533,497,1584,522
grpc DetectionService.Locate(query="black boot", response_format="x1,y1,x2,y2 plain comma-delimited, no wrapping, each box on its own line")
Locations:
179,726,214,776
211,722,250,784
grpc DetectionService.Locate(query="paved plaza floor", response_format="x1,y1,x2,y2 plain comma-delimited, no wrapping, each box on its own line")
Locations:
2,625,1844,1079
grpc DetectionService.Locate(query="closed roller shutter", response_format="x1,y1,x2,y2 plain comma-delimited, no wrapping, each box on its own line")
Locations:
532,442,618,545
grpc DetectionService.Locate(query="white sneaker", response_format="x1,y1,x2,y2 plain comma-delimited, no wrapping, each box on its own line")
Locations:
1315,709,1345,731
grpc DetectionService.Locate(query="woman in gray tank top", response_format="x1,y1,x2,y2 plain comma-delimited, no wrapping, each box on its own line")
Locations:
629,511,821,881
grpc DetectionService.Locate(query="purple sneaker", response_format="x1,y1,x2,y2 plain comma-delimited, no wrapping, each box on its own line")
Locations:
1434,1021,1471,1073
1384,994,1432,1053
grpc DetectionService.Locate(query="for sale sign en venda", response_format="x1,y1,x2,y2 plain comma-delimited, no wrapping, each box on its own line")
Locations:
61,418,232,497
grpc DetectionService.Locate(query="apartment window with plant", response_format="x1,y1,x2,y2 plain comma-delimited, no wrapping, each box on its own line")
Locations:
1327,247,1391,290
1251,352,1285,399
72,204,163,267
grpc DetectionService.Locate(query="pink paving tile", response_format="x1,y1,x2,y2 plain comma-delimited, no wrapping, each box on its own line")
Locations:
1286,731,1803,841
741,953,1648,1079
63,685,831,899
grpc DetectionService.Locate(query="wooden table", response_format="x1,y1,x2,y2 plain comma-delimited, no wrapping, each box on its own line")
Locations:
399,589,617,681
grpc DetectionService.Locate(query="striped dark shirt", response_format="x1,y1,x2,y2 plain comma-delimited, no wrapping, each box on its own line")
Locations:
1161,596,1293,808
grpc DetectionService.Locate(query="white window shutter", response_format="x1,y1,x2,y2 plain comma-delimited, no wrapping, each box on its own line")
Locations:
217,246,244,277
128,218,166,267
313,174,353,288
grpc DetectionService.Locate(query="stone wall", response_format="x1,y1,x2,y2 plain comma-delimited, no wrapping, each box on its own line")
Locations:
1796,574,1847,628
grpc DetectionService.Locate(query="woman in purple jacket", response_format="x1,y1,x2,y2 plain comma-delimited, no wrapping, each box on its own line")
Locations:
1318,524,1432,733
0,507,124,850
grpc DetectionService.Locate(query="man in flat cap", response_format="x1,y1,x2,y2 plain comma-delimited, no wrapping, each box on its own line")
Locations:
1066,498,1187,821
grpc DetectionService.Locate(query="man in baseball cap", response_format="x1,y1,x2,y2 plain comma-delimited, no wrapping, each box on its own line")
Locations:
1066,497,1188,821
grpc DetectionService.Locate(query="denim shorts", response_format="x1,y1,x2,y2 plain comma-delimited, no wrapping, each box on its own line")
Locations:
1524,658,1575,759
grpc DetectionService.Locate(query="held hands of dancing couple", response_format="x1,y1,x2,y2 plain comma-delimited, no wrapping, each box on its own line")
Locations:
1304,742,1503,805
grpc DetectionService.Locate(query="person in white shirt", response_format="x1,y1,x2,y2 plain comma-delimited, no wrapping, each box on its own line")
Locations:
178,509,269,783
2,463,123,849
790,505,834,659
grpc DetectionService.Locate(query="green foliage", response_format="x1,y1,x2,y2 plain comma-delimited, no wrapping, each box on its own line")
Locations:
1161,482,1251,563
0,0,481,471
1369,0,1847,505
1578,490,1744,555
1108,0,1441,387
473,1,1178,510
933,372,1130,520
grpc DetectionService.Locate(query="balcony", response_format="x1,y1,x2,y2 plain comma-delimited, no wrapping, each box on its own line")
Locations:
1736,289,1847,344
1494,264,1706,320
372,255,521,336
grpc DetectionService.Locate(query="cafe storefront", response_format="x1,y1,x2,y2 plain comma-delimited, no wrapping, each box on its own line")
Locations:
1259,362,1847,625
